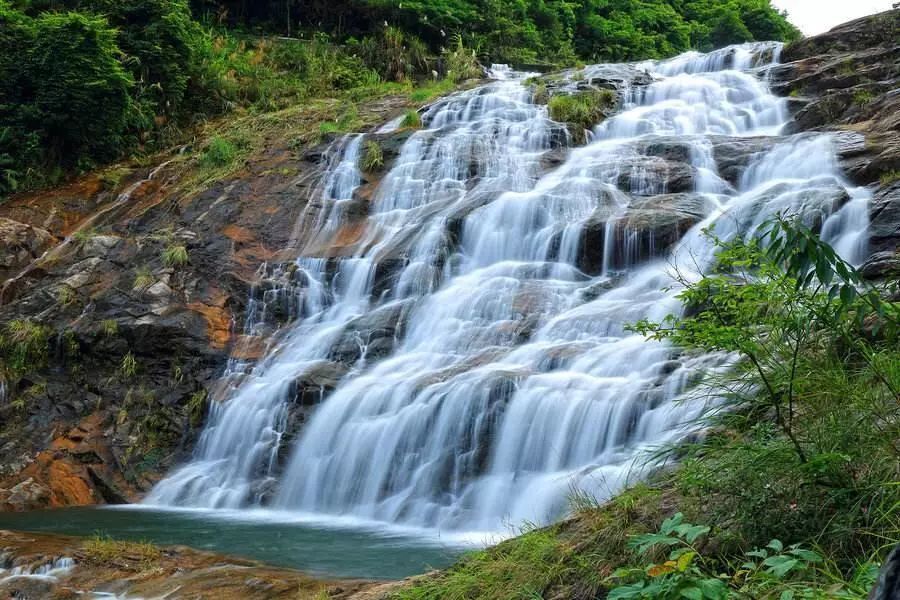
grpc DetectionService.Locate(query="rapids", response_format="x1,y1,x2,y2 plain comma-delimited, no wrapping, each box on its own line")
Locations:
146,43,870,536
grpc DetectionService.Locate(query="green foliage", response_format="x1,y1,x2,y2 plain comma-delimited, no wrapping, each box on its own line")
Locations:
133,266,155,290
443,35,483,83
633,218,900,565
0,319,52,377
400,109,423,130
120,352,138,378
101,319,119,337
0,5,132,193
187,388,208,427
361,140,384,172
162,244,189,267
199,136,238,168
607,516,869,599
879,170,900,186
548,89,615,142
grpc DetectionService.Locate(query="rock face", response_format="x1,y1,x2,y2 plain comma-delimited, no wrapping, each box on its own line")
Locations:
0,96,415,509
772,8,900,279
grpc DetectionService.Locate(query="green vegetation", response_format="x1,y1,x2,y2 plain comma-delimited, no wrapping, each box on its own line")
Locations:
162,244,189,267
548,89,616,142
880,170,900,186
101,319,119,337
187,388,208,427
120,352,138,379
361,140,385,172
400,109,423,130
199,136,240,168
0,319,52,377
82,535,161,568
0,0,798,200
133,266,155,290
395,219,899,599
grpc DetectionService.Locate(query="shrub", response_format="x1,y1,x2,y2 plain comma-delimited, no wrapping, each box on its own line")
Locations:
400,109,423,130
633,218,900,564
548,89,616,142
162,244,189,267
0,319,52,376
443,35,482,83
199,136,238,168
0,8,133,176
361,140,384,172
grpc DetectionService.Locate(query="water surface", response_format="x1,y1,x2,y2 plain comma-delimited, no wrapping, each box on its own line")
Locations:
0,506,470,580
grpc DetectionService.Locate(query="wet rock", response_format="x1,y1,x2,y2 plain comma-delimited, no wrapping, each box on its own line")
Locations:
0,478,51,512
869,182,900,254
578,193,711,274
860,250,900,281
0,218,54,282
329,299,414,364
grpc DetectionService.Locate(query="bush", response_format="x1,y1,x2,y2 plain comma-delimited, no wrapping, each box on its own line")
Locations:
548,89,616,142
361,140,384,172
199,136,238,168
633,219,900,565
0,7,133,177
400,109,423,130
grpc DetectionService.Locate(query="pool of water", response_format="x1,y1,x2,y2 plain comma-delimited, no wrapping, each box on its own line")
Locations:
0,506,476,580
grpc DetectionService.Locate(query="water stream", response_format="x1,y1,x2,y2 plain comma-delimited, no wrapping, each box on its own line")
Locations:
146,43,870,538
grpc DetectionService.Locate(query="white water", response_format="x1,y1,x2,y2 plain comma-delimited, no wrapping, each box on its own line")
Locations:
148,44,870,535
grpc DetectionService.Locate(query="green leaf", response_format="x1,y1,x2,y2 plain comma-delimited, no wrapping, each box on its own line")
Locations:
766,539,784,552
680,587,703,600
763,556,800,578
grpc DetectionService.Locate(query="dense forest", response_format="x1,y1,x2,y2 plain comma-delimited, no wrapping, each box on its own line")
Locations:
0,0,798,198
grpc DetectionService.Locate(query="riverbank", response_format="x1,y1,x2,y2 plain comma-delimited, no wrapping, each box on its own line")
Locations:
0,528,401,599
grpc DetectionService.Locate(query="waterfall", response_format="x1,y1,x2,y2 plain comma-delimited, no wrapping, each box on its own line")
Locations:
148,44,870,534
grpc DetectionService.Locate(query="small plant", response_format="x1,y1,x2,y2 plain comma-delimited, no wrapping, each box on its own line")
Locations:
608,515,834,600
187,389,208,427
72,228,98,248
361,140,384,172
1,319,51,375
82,535,161,568
199,136,238,168
852,89,874,106
101,319,118,337
120,352,137,379
548,89,616,143
400,109,422,130
57,285,76,306
133,266,154,290
162,244,189,267
880,170,900,186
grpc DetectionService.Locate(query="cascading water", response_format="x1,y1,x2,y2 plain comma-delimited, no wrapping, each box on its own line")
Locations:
148,43,870,535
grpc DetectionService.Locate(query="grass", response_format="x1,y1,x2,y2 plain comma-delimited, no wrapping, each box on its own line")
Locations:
361,140,384,172
548,89,616,143
880,170,900,186
400,109,423,130
392,485,667,600
187,389,208,427
199,136,239,168
161,244,189,267
853,88,875,106
0,319,51,376
82,535,161,569
133,266,154,291
101,319,118,337
120,352,137,379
